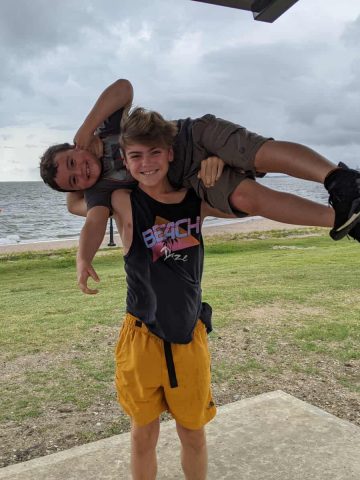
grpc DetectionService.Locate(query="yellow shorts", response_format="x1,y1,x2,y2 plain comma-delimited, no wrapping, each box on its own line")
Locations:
115,313,216,430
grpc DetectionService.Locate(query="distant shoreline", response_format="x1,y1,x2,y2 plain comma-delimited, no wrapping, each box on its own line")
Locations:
0,177,328,253
0,219,318,254
0,175,290,184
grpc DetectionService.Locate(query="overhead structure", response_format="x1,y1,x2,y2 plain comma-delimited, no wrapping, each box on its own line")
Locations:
192,0,299,23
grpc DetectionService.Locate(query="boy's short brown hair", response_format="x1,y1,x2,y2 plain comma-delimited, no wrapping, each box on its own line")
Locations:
119,107,178,152
39,143,74,192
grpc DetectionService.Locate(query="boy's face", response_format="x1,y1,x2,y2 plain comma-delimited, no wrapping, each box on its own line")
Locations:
54,148,102,191
124,143,173,186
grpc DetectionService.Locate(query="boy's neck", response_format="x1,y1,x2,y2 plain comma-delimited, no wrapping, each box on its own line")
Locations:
139,178,183,203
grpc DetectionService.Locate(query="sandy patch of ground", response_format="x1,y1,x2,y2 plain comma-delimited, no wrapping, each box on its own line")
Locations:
1,320,359,468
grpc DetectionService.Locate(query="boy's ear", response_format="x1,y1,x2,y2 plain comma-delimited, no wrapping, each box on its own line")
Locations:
168,147,174,163
122,153,130,170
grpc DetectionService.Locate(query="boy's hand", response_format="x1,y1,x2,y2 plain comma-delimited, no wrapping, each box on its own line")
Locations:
197,156,224,188
77,260,100,295
74,129,103,159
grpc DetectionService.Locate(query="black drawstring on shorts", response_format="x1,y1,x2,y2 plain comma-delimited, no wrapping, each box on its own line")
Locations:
163,341,178,388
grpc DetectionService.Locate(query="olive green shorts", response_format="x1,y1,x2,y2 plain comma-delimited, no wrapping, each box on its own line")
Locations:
189,114,271,215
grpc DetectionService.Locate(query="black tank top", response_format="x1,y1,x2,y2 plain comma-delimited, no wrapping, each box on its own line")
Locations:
124,187,211,343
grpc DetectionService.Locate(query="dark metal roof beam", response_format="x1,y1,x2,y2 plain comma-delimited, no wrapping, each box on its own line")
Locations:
193,0,254,10
192,0,299,23
253,0,299,22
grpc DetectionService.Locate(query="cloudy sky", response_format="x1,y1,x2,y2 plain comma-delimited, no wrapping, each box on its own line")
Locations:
1,0,360,181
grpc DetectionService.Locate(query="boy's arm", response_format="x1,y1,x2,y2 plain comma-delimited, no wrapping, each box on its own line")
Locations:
74,78,133,150
77,206,109,295
76,190,133,294
111,189,133,254
67,192,87,217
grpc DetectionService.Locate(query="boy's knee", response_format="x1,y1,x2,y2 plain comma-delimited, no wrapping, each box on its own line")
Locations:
176,424,207,451
229,179,259,215
131,420,159,453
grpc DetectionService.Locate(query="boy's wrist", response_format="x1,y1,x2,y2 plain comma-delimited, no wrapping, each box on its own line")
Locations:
74,123,95,148
76,253,89,266
79,114,102,138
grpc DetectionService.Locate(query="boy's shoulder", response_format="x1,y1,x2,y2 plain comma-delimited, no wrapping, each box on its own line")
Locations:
110,188,133,217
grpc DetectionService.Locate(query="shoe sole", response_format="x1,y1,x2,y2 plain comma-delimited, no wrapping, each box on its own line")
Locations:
330,209,360,240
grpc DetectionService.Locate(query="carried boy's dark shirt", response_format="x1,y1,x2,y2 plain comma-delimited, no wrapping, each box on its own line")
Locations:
84,109,137,211
124,187,211,344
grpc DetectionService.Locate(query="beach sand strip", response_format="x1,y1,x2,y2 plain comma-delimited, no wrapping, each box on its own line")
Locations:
0,219,321,255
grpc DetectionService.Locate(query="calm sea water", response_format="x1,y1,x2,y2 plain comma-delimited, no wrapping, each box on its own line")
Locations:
0,177,328,245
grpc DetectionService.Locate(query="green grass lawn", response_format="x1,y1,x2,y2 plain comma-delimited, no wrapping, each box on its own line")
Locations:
1,230,359,427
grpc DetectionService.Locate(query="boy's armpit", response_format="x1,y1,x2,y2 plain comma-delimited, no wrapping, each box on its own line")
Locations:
84,180,136,212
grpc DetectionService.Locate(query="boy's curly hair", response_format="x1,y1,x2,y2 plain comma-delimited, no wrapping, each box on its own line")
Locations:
119,107,178,152
39,143,74,192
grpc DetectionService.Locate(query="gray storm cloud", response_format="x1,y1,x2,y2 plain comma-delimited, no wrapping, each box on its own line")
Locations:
1,0,360,179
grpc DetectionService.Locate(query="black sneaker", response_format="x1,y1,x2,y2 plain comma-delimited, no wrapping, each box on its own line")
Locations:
347,224,360,242
324,162,360,240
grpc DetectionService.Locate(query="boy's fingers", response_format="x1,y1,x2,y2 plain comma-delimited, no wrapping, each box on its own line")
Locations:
206,157,218,187
206,158,214,187
88,267,100,282
198,156,224,186
199,159,212,187
200,160,208,186
78,278,99,295
216,159,224,180
77,268,100,295
82,286,99,295
209,156,224,184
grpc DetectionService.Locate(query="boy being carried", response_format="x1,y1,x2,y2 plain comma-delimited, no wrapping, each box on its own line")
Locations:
39,79,360,293
109,107,229,480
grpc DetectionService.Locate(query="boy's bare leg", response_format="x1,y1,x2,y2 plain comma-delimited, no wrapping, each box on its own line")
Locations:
176,423,208,480
230,179,334,227
253,143,360,240
131,418,160,480
255,141,336,182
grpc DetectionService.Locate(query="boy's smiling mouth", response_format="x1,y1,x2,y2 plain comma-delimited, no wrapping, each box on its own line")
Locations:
141,169,159,176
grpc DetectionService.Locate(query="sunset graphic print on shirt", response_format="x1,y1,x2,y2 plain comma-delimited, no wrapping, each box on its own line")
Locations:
142,215,201,262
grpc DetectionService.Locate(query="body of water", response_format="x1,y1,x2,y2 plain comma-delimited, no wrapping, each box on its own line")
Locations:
0,177,329,245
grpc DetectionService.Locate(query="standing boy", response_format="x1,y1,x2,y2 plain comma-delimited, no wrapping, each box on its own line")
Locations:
107,107,230,479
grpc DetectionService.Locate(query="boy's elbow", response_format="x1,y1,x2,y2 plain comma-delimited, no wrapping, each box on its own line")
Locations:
66,199,75,214
66,201,87,217
115,79,133,102
116,78,132,89
66,192,87,217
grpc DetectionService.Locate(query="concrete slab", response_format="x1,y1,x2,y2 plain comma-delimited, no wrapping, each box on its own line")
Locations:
1,390,359,479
